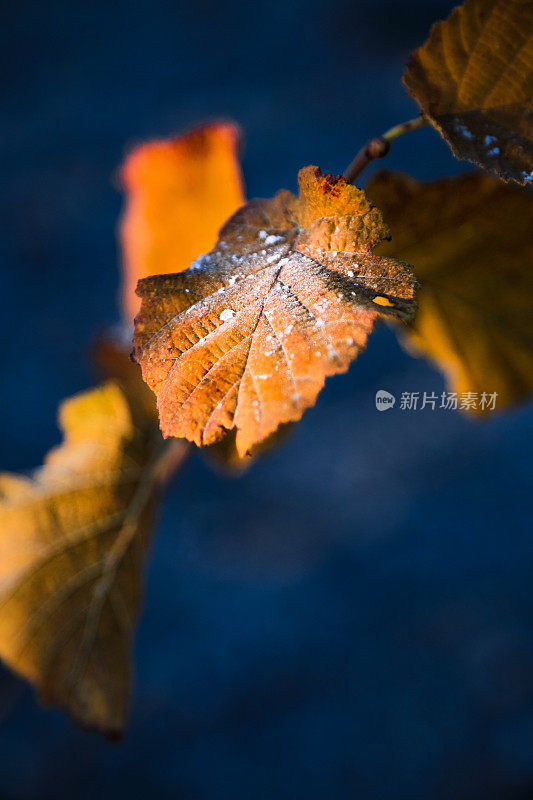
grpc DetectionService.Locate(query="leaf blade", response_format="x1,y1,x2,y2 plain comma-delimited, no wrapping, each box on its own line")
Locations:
0,382,175,736
134,166,417,455
367,170,533,411
404,0,533,184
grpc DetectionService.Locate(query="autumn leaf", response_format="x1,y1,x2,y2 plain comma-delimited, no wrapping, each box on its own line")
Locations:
120,122,245,323
367,170,533,411
134,166,417,456
404,0,533,185
0,382,186,736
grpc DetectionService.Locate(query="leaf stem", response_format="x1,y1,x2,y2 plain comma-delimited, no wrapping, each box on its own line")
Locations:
343,115,428,184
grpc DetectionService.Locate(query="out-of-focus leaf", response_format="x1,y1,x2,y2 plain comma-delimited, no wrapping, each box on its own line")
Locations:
0,382,186,736
404,0,533,185
120,122,245,323
367,170,533,411
134,166,417,456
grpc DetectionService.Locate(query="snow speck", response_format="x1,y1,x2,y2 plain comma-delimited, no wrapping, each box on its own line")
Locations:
278,257,289,267
258,230,267,240
265,234,283,245
190,254,208,270
454,121,474,140
347,270,354,277
219,309,235,322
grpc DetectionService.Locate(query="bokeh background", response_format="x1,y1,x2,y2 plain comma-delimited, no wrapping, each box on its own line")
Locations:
1,0,533,797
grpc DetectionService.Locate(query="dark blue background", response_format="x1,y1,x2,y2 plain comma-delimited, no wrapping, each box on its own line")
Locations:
1,1,533,797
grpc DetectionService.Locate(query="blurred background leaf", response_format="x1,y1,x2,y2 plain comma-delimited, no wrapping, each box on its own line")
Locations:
368,170,533,411
0,383,177,736
120,122,244,324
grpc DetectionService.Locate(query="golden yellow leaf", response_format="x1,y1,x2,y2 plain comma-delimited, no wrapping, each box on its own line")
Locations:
120,122,245,323
0,382,182,736
134,166,417,456
367,170,533,411
404,0,533,184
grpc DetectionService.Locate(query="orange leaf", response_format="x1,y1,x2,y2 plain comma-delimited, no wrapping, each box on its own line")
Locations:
404,0,533,184
120,122,245,323
367,170,533,412
134,166,417,456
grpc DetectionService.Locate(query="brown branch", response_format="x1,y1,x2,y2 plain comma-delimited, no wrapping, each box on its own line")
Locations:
343,116,428,184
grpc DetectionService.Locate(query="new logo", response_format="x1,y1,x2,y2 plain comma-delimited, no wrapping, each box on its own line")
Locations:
375,390,396,410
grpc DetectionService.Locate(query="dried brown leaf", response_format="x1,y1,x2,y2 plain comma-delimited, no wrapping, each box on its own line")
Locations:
404,0,533,184
134,166,417,456
367,170,533,411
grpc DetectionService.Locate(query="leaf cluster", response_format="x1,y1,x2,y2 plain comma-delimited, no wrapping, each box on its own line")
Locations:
2,0,532,734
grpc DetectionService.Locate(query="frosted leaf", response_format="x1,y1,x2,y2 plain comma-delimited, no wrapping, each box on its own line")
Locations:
403,0,533,185
134,165,417,456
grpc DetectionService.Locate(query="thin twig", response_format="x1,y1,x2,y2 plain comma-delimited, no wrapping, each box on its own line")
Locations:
343,116,428,184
